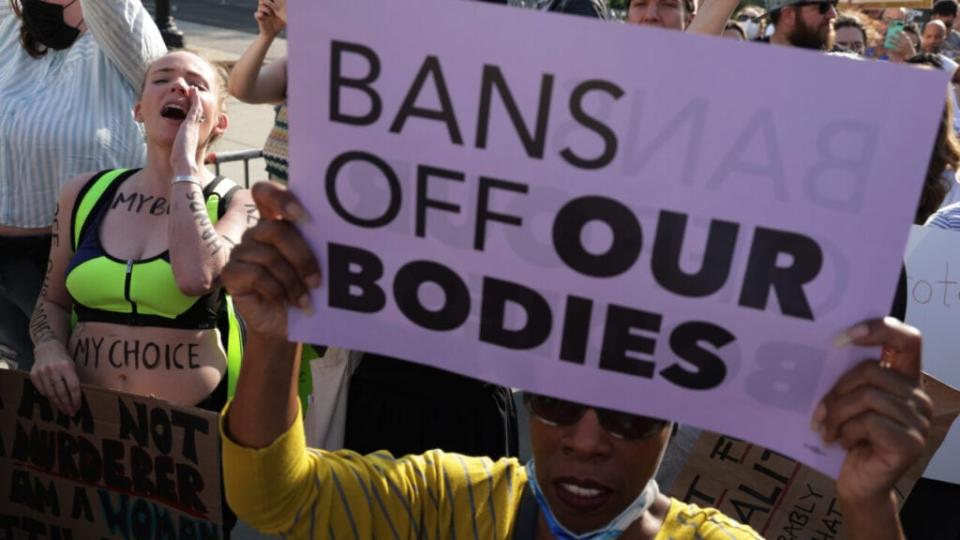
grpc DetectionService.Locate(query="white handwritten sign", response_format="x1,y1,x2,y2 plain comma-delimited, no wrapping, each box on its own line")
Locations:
904,225,960,483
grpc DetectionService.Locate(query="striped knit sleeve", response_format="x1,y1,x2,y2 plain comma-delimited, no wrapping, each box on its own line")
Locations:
79,0,167,89
656,499,763,539
221,402,527,538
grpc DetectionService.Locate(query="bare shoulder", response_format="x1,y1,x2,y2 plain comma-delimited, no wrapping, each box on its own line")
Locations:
57,172,105,214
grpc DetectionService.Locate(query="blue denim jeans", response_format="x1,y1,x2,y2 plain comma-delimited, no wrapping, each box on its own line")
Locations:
0,235,51,370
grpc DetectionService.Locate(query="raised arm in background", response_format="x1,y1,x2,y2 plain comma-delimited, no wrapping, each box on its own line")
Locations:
79,0,167,90
686,0,740,35
227,0,287,104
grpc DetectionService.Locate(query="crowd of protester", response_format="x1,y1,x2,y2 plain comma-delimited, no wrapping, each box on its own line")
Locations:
1,0,958,538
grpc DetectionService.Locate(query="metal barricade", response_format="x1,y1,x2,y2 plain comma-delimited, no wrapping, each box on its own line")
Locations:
205,149,264,188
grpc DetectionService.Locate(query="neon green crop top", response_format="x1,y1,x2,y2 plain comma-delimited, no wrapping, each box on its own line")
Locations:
65,169,238,329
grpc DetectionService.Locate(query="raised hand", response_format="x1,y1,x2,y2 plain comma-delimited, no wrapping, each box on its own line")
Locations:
170,86,204,176
221,182,319,340
888,32,917,63
255,0,287,38
815,318,932,539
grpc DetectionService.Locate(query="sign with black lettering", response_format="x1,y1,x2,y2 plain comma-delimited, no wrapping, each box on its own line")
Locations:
0,369,222,539
287,0,947,474
904,225,960,483
670,375,960,537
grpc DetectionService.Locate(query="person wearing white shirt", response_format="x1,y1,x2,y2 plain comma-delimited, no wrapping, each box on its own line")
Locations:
0,0,166,370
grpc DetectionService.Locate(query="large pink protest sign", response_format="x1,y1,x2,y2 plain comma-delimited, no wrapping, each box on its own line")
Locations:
287,0,945,475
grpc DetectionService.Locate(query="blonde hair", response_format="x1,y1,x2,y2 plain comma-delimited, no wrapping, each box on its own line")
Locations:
139,50,229,112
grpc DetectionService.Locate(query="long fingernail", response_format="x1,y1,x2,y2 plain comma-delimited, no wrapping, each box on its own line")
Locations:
306,273,322,289
833,323,869,347
284,202,309,224
298,293,314,315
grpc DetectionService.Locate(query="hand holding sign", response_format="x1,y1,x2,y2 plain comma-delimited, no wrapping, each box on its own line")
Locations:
222,182,320,340
817,318,932,539
2,370,224,537
30,340,82,416
223,191,934,539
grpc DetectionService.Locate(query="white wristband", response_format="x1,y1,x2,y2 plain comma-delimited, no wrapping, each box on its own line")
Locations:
173,175,202,187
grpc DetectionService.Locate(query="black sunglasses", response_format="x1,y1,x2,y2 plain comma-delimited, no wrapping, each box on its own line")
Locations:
523,393,668,441
793,0,837,14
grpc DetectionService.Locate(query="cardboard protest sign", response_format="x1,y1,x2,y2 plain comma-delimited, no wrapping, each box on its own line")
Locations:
0,369,222,539
287,0,947,475
905,225,960,483
669,375,960,538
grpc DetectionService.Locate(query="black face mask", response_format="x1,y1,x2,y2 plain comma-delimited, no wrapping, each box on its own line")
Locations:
21,0,81,50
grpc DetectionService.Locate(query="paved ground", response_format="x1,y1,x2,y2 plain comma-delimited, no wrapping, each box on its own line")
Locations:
143,0,262,34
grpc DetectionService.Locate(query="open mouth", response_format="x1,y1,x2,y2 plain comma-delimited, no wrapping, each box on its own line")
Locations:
553,478,614,512
161,104,187,120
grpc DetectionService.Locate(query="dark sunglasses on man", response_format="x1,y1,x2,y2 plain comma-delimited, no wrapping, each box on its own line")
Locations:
523,393,669,441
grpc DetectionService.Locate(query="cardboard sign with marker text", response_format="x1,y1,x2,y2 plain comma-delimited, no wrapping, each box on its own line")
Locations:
0,369,222,539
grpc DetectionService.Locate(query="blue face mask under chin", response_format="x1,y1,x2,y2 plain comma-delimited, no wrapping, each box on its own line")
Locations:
525,461,660,540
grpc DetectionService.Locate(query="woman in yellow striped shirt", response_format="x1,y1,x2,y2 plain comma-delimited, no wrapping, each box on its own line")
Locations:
220,183,931,540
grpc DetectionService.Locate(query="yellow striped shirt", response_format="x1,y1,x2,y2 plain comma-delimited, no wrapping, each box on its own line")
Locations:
221,404,761,539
